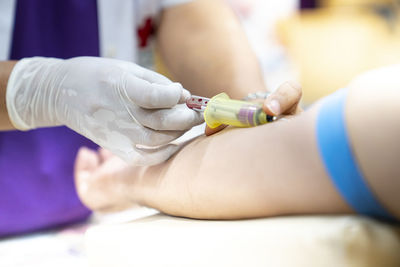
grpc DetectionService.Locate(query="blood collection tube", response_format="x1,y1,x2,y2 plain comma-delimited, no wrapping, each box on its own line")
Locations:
186,93,274,129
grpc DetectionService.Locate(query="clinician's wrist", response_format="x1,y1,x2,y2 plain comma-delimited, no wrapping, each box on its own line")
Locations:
0,60,17,130
6,58,36,130
6,57,65,130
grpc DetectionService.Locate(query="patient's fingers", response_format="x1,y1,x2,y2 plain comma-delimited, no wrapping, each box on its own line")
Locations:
98,148,114,162
74,148,134,212
205,124,228,136
75,147,100,176
74,147,101,206
263,81,302,116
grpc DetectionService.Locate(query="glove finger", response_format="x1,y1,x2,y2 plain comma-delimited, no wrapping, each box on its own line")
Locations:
125,62,173,85
126,144,183,166
135,66,173,85
178,88,191,104
124,74,184,109
93,126,185,163
113,59,173,85
135,126,185,146
119,63,190,104
135,104,204,131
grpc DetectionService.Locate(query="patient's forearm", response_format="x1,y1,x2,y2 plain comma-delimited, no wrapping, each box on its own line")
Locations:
0,61,17,130
126,84,400,219
129,104,351,219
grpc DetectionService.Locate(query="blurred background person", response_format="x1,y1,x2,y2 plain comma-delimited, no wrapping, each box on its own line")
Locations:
226,0,400,104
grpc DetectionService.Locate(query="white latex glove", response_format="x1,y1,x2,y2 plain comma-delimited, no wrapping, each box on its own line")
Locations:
6,57,203,165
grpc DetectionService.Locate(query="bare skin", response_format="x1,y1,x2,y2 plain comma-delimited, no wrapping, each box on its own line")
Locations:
74,66,400,220
0,61,17,130
157,0,266,100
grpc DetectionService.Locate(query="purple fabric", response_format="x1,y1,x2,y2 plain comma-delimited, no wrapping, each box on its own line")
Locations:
1,0,99,237
10,0,100,59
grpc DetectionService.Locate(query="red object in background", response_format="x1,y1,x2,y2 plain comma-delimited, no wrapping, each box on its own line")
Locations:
137,17,154,48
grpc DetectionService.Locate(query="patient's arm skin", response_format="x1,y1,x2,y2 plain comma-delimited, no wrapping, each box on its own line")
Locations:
0,61,17,130
128,103,350,219
75,66,400,220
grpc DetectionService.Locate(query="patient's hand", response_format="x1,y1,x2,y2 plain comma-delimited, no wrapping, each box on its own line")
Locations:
206,81,303,135
74,147,135,212
263,81,303,116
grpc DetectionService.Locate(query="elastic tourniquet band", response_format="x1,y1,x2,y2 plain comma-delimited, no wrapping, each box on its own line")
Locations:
316,89,396,222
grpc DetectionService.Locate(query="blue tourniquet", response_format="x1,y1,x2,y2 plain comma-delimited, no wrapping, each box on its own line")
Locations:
316,89,397,222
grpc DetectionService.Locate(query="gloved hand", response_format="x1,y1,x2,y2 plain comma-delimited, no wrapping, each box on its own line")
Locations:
6,57,203,165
